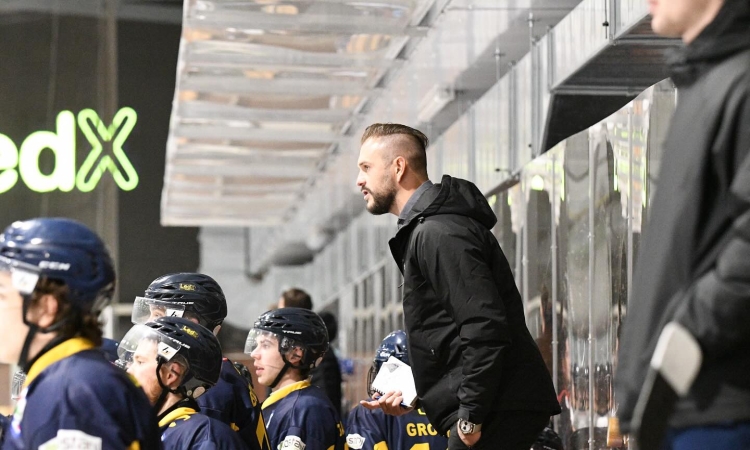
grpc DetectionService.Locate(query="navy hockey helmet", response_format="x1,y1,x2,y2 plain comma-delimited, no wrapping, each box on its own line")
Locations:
132,273,228,330
531,426,563,450
118,316,222,394
0,218,115,312
374,330,409,366
367,330,409,397
245,307,329,369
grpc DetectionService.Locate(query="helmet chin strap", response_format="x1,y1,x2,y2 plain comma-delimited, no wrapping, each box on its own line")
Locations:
18,299,75,372
269,360,292,390
154,358,185,414
270,349,308,389
18,324,40,372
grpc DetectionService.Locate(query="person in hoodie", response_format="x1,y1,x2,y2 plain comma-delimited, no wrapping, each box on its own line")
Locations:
615,0,750,448
356,123,560,450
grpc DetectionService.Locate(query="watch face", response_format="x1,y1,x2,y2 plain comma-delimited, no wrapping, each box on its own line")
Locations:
459,420,473,434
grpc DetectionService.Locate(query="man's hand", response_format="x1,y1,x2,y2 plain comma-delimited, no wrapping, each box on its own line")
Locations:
360,391,414,416
457,428,481,447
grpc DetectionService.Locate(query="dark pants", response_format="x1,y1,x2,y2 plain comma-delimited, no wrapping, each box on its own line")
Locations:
662,421,750,450
448,410,551,450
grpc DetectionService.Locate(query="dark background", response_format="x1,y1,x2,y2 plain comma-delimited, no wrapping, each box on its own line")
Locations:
0,14,199,336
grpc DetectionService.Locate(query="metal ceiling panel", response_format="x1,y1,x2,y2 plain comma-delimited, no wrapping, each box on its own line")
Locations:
236,0,581,271
163,0,436,225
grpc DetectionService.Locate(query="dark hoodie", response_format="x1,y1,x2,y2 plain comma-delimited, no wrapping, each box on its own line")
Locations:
615,0,750,432
388,175,560,435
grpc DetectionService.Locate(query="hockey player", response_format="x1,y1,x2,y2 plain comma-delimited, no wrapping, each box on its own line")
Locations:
130,272,270,450
0,217,160,450
347,330,449,450
118,315,246,449
530,426,563,450
246,307,346,450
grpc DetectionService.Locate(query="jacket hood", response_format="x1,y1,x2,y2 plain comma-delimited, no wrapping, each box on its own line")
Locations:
402,175,497,230
667,0,750,86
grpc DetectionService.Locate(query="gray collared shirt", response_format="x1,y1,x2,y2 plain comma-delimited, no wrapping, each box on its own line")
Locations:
397,180,433,229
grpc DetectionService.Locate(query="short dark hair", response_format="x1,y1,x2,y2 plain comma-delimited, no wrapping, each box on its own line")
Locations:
361,123,429,177
281,288,313,310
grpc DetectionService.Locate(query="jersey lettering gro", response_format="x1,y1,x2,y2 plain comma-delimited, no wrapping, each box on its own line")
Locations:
346,403,448,450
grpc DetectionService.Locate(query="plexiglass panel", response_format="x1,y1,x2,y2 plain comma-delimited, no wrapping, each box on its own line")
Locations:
515,57,534,169
558,129,592,448
441,115,471,180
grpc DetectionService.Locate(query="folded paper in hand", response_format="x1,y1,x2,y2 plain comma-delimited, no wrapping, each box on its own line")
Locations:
371,356,418,407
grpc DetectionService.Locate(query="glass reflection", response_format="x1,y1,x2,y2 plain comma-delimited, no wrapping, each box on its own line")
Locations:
517,146,567,437
559,130,591,448
494,82,676,449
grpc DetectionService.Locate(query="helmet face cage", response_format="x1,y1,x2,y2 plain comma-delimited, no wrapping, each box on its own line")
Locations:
245,329,309,368
250,308,329,370
0,257,41,350
0,218,115,313
117,323,185,370
117,317,222,393
367,330,409,397
0,256,41,302
366,363,378,397
131,296,189,325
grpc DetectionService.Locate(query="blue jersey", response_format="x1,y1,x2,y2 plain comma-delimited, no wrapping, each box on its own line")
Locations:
196,358,270,450
346,403,448,450
159,400,248,450
2,337,160,450
99,337,120,363
262,380,345,450
0,414,8,444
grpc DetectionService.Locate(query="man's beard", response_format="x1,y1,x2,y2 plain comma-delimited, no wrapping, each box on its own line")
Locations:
365,183,397,216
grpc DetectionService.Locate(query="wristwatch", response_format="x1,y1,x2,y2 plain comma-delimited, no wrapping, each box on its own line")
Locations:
457,418,482,435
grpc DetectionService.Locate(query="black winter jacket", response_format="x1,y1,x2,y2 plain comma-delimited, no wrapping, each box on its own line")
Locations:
615,0,750,432
388,175,560,435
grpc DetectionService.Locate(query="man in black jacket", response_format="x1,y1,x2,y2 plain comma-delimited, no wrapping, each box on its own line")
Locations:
356,123,560,450
615,0,750,448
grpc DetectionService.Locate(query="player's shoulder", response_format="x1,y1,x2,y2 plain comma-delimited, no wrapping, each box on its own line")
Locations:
166,412,220,435
52,352,154,420
297,385,338,410
279,388,337,423
195,415,249,448
218,358,250,387
37,350,137,394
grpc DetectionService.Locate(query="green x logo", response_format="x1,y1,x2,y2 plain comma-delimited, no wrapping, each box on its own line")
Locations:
76,107,139,192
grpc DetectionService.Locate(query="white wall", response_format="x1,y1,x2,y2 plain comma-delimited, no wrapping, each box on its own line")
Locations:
199,227,312,328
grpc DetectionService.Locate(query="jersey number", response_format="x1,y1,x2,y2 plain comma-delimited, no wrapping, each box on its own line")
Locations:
411,444,430,450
